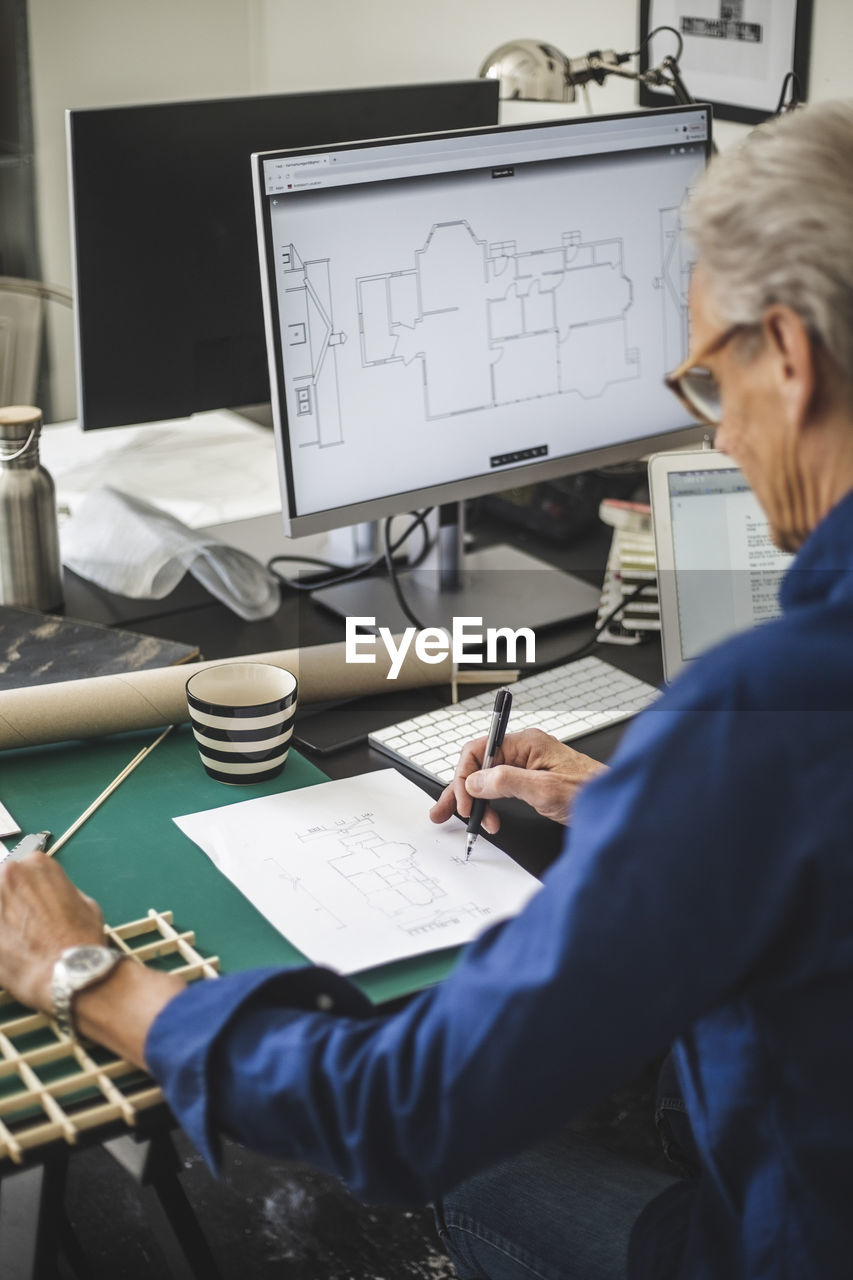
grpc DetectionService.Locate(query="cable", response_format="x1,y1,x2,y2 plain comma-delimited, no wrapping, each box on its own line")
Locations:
595,577,657,635
267,552,347,578
629,24,684,63
569,577,658,661
267,509,433,594
532,578,659,669
775,71,802,114
382,513,432,630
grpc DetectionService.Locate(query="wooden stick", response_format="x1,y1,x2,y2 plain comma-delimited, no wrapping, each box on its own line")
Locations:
451,667,520,705
48,725,174,858
455,669,520,685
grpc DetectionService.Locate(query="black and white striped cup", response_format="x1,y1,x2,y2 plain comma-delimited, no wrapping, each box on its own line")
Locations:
186,663,297,784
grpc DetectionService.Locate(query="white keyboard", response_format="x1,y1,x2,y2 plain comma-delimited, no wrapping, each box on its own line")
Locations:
369,655,660,784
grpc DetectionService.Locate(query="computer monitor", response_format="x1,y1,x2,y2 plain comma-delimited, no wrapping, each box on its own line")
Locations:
253,105,711,630
66,81,499,431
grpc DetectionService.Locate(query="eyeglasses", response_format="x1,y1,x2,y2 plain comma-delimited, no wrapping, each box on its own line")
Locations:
664,324,750,426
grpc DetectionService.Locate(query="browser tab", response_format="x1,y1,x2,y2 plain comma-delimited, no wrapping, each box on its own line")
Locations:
264,154,331,194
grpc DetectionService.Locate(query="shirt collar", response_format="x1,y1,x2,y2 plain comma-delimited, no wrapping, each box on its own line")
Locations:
780,487,853,611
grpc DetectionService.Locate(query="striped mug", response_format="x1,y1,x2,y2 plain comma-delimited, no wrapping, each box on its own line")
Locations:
186,663,297,784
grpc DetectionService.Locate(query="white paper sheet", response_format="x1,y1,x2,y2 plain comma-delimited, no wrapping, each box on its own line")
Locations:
0,799,21,839
42,411,281,527
174,769,542,974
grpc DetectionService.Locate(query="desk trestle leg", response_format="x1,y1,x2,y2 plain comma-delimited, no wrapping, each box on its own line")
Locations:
104,1130,223,1280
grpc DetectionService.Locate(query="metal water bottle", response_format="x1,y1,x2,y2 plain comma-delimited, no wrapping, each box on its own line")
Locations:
0,405,64,611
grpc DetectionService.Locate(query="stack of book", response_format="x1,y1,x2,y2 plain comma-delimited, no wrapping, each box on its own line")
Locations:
595,500,660,646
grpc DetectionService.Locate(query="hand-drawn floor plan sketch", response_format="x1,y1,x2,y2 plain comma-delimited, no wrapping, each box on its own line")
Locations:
262,855,346,932
356,219,640,419
174,769,542,974
292,813,493,940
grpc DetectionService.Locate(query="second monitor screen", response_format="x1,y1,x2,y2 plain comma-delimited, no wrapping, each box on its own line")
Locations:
67,80,498,430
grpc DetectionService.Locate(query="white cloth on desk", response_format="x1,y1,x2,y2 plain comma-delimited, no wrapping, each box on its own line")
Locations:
60,487,280,621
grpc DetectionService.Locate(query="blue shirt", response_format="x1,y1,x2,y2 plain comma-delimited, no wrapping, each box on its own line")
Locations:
148,490,853,1279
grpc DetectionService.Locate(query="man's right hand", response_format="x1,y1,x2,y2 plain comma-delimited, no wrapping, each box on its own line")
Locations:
428,727,608,832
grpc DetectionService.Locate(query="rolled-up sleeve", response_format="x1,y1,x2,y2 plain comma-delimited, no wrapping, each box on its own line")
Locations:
146,965,374,1172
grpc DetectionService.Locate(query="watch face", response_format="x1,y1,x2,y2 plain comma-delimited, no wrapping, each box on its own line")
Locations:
64,946,114,979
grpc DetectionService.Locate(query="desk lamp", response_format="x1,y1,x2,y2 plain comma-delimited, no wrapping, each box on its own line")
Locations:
478,27,699,110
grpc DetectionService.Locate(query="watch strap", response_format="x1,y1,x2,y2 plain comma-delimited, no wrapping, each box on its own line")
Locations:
50,946,123,1041
51,974,77,1041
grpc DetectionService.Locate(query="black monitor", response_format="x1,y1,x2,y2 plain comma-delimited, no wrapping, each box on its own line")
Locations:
66,81,498,430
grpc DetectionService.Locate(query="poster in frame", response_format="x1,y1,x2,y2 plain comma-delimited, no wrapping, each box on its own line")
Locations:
638,0,813,125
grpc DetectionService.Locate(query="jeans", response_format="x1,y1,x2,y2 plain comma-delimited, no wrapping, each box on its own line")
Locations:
434,1128,686,1280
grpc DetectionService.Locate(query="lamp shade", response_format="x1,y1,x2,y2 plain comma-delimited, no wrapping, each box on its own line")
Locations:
478,40,575,103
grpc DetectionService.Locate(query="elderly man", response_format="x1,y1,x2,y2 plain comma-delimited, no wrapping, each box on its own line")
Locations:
2,100,853,1278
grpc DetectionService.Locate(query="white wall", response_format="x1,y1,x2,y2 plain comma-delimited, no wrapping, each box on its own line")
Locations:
25,0,853,420
255,1,638,100
27,0,262,418
29,0,261,286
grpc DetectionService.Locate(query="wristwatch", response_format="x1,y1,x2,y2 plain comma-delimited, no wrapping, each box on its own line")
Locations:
50,945,124,1040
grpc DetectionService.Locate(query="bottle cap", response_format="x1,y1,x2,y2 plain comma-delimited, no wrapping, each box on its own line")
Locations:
0,406,43,449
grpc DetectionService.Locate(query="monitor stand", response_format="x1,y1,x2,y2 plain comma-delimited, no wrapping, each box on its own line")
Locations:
310,503,602,635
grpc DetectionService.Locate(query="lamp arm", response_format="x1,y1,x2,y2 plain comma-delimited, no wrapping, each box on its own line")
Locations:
656,55,697,106
586,57,696,108
586,63,641,85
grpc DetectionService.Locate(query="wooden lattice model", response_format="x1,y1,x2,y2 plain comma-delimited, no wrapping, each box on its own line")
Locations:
0,909,219,1166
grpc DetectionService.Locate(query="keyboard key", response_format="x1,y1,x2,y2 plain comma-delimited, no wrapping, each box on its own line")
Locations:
409,746,447,766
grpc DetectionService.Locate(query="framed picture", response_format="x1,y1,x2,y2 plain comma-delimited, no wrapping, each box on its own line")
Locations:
638,0,813,125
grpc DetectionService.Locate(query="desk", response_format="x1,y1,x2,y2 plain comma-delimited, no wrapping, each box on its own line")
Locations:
2,512,665,1278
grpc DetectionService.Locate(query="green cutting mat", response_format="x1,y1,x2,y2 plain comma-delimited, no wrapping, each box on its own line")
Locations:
1,727,460,1005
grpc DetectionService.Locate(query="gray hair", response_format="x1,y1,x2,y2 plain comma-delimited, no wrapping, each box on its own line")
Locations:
687,100,853,381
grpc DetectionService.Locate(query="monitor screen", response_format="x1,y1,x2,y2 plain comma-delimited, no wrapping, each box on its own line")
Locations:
66,80,499,430
254,106,711,538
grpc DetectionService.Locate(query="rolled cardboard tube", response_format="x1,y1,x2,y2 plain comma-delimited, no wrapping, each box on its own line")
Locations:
0,639,452,752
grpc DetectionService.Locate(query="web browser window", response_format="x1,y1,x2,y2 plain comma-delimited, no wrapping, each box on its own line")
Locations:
255,109,710,528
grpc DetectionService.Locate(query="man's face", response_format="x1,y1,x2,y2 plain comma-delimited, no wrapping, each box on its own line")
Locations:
688,264,802,552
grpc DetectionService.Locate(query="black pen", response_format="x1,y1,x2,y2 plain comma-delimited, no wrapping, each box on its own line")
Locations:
465,688,513,860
